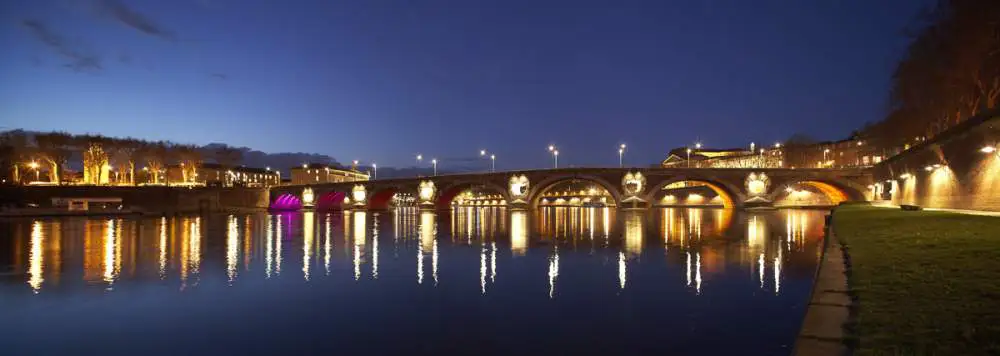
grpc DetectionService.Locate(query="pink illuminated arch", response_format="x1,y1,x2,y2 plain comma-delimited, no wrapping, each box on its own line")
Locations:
271,193,303,210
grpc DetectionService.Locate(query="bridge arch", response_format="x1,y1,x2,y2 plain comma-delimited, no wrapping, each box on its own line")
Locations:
436,180,510,209
528,174,622,208
271,193,303,211
368,184,416,210
643,177,743,209
316,191,347,211
768,179,864,207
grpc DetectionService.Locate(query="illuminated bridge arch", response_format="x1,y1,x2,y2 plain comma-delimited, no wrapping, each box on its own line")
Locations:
768,179,863,207
271,193,303,211
316,191,347,211
644,177,743,209
436,181,510,209
368,184,415,210
528,175,622,208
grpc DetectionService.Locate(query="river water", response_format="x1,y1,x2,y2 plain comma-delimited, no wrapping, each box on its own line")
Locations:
0,207,827,355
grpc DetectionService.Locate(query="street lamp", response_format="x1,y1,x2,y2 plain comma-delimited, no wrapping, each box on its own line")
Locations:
619,144,626,168
431,159,438,176
372,163,377,180
553,150,559,169
480,149,490,172
686,148,692,168
490,154,495,172
548,145,555,152
695,142,702,149
417,154,423,163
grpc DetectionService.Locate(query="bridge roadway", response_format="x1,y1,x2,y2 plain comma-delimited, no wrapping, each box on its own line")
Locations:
269,167,873,210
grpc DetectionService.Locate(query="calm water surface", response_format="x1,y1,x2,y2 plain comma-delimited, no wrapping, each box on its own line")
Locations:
1,207,827,355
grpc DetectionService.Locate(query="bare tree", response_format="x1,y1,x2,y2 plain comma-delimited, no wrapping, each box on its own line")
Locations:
33,132,73,184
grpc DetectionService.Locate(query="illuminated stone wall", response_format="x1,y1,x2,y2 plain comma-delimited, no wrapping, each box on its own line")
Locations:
871,111,1000,211
0,186,270,213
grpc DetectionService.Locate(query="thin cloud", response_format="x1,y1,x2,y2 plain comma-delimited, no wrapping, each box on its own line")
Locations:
21,20,103,72
95,0,174,40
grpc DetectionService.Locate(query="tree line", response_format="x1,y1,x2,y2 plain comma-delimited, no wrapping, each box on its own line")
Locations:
863,0,1000,148
0,130,243,185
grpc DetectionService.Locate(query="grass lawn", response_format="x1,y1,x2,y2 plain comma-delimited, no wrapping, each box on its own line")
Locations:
833,205,1000,355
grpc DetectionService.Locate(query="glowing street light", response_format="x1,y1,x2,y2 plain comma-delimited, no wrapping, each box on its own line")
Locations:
553,150,559,169
417,154,423,162
490,154,495,172
431,159,438,176
775,142,782,149
480,149,492,172
618,143,626,168
372,163,377,180
695,142,702,149
548,145,555,152
686,148,692,168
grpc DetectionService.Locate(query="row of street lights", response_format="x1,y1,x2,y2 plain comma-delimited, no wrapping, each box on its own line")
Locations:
367,139,797,178
415,155,438,176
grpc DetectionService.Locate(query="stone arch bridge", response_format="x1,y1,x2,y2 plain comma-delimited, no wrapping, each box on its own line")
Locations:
268,167,872,211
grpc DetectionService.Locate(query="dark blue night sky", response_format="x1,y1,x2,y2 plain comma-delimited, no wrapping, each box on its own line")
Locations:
1,0,929,169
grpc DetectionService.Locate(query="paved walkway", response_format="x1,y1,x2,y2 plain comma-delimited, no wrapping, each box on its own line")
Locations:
870,202,1000,217
793,219,851,356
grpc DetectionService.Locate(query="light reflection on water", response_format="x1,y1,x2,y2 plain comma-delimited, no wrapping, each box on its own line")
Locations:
1,207,827,354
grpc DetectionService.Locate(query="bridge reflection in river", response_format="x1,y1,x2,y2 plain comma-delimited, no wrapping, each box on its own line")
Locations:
1,207,828,354
4,207,826,296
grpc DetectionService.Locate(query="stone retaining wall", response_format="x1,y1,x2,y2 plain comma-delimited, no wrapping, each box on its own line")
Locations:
0,185,269,214
872,110,1000,211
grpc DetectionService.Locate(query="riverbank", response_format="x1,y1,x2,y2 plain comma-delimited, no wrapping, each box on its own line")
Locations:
833,205,1000,354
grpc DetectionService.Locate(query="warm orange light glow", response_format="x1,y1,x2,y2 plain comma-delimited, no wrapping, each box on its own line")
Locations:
796,181,849,205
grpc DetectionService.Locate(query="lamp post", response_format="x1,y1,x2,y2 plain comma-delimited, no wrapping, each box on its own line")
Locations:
416,154,423,177
553,150,559,169
431,159,437,176
490,154,495,172
480,149,489,172
372,163,377,180
618,143,626,168
686,148,692,168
